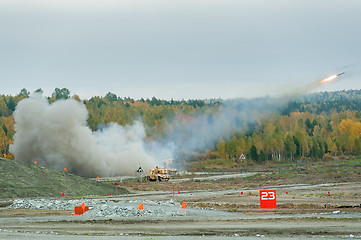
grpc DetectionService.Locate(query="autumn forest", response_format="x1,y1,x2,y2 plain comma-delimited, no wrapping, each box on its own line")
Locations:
1,88,361,170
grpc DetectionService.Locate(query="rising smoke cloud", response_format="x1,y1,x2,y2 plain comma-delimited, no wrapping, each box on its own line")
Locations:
10,94,282,177
10,94,158,177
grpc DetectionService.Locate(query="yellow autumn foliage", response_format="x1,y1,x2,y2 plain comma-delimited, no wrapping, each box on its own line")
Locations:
338,119,361,138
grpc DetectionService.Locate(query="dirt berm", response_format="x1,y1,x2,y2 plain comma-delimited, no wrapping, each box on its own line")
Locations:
0,158,128,198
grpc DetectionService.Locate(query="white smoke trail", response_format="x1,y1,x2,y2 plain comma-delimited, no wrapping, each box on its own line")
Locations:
157,72,344,166
9,94,158,177
154,97,284,168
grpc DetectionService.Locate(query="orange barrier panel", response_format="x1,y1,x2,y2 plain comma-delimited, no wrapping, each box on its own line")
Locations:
138,203,144,210
74,206,84,215
73,203,89,215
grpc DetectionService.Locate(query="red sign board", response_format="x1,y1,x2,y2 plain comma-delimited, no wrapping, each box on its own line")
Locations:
259,190,277,209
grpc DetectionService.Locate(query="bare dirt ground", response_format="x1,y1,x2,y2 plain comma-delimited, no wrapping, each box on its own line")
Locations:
117,181,361,214
1,179,361,239
1,215,361,238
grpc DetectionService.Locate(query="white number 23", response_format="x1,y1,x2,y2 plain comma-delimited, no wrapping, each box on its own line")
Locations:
261,191,275,200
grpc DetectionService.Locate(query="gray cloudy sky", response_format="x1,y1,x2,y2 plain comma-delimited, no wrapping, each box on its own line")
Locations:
1,0,360,100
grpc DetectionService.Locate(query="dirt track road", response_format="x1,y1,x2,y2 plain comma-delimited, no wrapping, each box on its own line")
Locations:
113,182,361,214
1,182,361,239
1,213,361,239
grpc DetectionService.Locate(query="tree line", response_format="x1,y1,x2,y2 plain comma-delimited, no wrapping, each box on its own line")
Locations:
1,88,361,168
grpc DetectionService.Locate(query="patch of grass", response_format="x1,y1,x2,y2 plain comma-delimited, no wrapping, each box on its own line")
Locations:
0,158,129,198
109,157,361,192
121,177,146,182
308,217,361,222
266,162,297,168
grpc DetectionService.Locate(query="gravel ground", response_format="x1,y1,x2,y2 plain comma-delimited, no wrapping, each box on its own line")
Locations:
1,231,361,240
7,199,238,218
2,182,361,239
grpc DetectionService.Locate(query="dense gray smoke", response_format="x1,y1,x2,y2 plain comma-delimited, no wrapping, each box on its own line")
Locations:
10,94,158,177
9,94,286,176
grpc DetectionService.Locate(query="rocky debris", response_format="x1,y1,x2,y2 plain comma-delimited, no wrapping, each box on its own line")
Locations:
83,204,181,218
7,199,183,217
8,199,93,210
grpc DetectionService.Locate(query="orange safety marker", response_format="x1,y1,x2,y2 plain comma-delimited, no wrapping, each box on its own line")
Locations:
181,202,187,216
64,168,67,172
138,203,144,216
3,153,6,158
34,161,37,165
96,176,100,181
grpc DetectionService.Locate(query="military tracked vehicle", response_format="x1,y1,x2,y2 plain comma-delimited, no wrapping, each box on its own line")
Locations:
145,166,177,182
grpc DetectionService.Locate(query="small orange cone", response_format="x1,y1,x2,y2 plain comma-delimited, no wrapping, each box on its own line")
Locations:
181,202,187,216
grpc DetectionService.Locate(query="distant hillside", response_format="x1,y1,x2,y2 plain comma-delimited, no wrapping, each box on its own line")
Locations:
283,89,361,115
0,158,128,198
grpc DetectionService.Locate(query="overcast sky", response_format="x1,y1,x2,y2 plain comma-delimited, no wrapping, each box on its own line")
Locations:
1,0,360,100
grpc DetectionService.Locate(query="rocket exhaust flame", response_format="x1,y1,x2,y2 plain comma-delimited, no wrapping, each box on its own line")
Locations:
288,71,345,97
320,74,338,83
320,72,344,84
